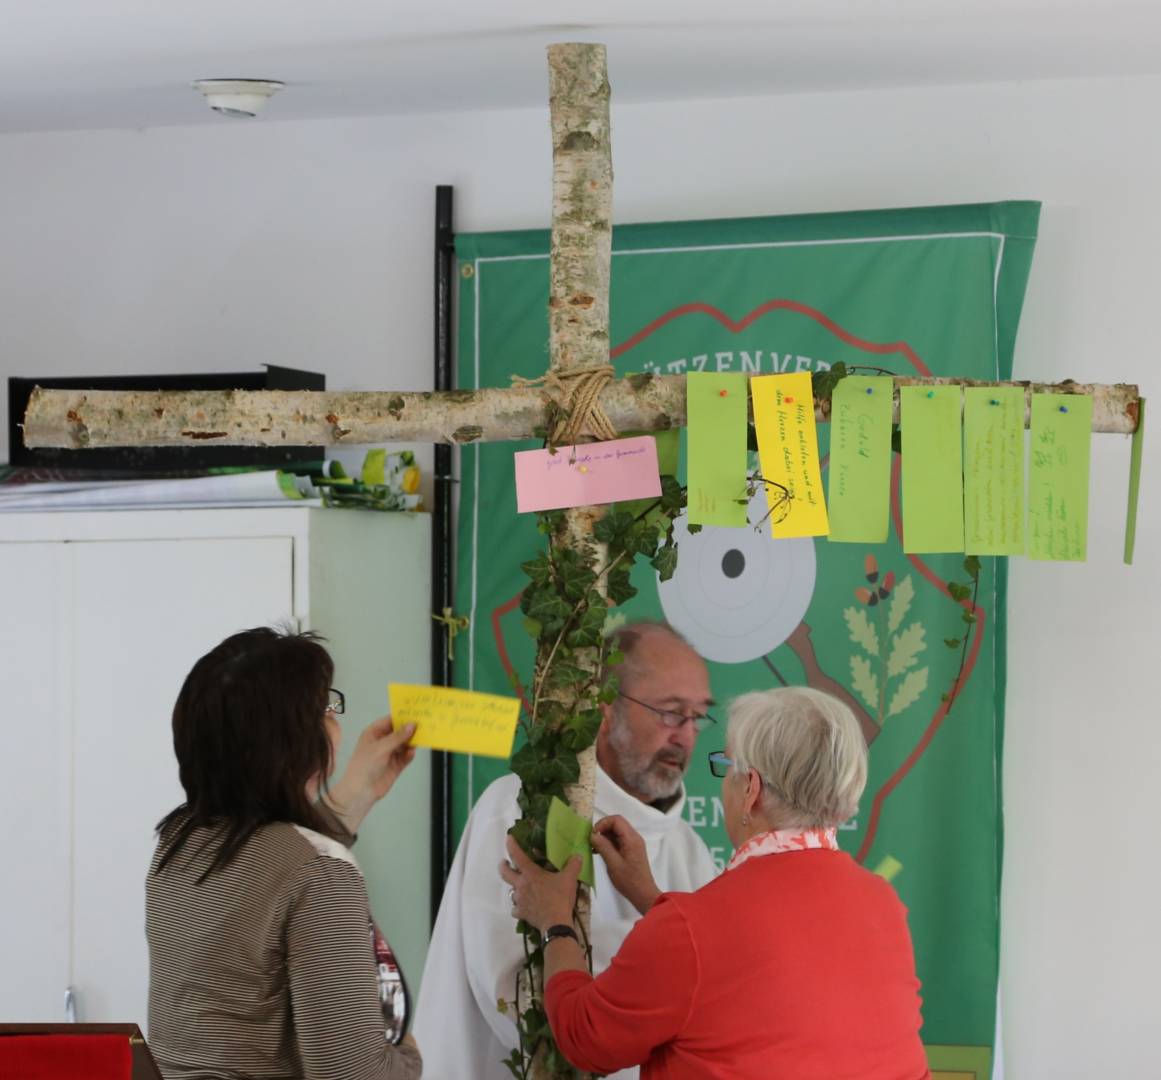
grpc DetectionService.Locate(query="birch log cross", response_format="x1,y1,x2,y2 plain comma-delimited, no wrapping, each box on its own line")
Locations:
16,38,1145,1080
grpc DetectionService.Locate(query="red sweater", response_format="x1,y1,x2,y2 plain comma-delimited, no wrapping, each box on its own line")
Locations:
546,848,931,1080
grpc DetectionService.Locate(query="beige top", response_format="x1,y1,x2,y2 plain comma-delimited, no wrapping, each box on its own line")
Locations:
146,816,422,1080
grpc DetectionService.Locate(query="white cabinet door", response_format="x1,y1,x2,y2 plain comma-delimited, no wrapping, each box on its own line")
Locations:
0,544,72,1020
70,536,294,1029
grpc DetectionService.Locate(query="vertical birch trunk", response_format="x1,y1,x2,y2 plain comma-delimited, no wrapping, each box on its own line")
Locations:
522,42,613,1080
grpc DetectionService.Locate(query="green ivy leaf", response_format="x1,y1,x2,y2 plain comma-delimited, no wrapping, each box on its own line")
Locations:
607,565,637,605
593,507,636,546
963,555,982,578
556,550,596,602
521,616,542,639
659,475,684,515
687,522,703,535
560,708,602,751
545,661,590,690
520,552,552,587
604,649,624,667
811,360,848,400
626,521,660,557
943,637,962,648
947,582,971,602
566,602,607,648
521,588,571,631
961,610,977,624
651,543,679,581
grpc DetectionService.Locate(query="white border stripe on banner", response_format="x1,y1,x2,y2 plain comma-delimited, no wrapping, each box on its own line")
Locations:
473,230,1009,267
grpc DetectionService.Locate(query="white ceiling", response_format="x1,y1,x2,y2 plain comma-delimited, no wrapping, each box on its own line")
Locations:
3,0,1160,134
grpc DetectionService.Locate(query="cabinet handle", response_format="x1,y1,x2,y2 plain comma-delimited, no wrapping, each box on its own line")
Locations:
64,985,76,1023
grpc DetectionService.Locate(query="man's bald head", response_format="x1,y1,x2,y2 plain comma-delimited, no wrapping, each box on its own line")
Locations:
598,621,713,804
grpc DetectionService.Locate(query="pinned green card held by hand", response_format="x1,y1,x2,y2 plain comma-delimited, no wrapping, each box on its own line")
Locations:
546,796,596,888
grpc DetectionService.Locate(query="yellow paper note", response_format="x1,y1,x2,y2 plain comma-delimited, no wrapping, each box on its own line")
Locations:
388,683,520,758
751,372,830,538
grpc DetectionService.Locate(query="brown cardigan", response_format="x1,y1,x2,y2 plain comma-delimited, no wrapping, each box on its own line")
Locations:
146,816,421,1080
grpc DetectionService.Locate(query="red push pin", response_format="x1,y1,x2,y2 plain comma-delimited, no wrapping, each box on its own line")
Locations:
719,389,728,397
785,396,795,404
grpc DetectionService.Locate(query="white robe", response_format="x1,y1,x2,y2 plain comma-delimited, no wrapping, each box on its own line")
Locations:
413,765,717,1080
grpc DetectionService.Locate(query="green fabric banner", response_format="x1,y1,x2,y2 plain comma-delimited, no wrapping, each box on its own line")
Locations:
453,202,1039,1078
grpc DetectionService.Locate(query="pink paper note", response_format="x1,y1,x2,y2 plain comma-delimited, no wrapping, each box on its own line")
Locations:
514,436,662,513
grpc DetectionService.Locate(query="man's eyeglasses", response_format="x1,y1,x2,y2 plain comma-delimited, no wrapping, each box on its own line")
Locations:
618,692,715,733
326,688,345,716
707,750,735,778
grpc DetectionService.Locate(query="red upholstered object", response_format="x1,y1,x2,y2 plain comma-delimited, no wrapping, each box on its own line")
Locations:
0,1034,132,1080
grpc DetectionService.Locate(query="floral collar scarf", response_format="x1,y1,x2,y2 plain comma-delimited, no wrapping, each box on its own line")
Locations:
726,826,839,872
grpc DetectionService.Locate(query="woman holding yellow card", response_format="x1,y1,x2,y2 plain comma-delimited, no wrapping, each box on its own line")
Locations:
147,627,423,1079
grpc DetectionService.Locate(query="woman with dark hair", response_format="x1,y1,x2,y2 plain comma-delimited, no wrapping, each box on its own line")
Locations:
146,627,422,1079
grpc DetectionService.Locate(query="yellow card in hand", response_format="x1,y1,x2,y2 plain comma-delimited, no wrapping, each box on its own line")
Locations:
388,683,521,758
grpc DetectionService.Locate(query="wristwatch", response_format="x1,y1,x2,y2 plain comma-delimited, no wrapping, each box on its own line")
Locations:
543,924,579,946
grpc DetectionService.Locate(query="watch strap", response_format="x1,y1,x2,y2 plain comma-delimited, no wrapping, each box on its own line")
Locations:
543,923,579,945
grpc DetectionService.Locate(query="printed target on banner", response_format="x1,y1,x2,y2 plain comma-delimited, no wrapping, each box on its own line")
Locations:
658,486,816,664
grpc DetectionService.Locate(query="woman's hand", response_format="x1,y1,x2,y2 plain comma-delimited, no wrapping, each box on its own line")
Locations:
591,815,660,915
499,835,582,933
327,715,416,834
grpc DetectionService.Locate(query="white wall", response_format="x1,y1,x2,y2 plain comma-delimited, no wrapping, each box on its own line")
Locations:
2,73,1158,1077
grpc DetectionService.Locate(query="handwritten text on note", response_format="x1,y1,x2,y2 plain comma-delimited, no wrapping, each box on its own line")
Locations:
827,375,893,543
1028,393,1092,562
514,436,661,514
963,387,1025,555
751,372,829,538
388,683,521,759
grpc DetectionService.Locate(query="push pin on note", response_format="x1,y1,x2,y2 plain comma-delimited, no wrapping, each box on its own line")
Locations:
719,389,728,397
1059,405,1069,413
578,465,589,474
785,396,795,404
927,391,935,399
866,387,874,395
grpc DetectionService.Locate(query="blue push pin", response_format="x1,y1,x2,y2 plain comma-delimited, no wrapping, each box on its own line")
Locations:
1059,405,1069,414
866,387,873,395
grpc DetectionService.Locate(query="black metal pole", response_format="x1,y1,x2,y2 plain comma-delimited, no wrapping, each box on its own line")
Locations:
430,185,455,929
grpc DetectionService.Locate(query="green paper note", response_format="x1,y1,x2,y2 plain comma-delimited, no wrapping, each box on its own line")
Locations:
687,372,749,526
1029,393,1093,561
827,375,894,543
963,387,1026,555
900,386,965,553
1125,397,1145,565
621,429,680,522
546,796,595,887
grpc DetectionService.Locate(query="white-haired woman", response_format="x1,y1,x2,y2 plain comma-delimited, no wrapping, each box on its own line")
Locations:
501,687,930,1080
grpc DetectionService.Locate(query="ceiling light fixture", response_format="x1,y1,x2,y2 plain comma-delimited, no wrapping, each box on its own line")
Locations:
192,79,285,118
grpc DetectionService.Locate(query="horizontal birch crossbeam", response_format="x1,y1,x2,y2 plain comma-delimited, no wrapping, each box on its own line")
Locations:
21,376,1141,449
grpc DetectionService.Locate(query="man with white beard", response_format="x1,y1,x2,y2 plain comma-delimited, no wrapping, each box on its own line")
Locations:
413,622,718,1080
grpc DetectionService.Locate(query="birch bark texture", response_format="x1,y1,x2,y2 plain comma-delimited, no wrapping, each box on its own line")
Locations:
516,43,614,1080
22,379,1141,449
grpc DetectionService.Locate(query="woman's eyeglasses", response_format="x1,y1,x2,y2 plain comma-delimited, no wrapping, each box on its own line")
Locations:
707,750,735,778
618,692,716,732
326,688,345,716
